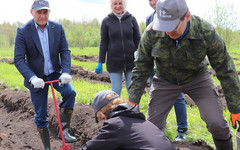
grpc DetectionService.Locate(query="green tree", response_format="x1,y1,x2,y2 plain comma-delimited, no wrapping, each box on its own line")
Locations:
207,0,238,48
0,22,17,48
139,22,146,35
59,18,100,48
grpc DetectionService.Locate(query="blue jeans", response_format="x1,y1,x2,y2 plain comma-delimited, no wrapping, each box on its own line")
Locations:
109,71,132,96
30,72,76,129
174,93,188,133
149,69,155,86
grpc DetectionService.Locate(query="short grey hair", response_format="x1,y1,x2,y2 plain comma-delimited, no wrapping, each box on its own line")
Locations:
110,0,127,13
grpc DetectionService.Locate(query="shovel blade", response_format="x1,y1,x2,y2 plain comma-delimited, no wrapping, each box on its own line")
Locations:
60,145,72,150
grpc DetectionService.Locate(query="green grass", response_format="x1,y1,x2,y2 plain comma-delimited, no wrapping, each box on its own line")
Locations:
71,47,99,56
71,59,107,72
0,47,14,59
228,45,240,54
0,46,99,59
0,62,26,90
72,59,98,71
1,46,240,149
71,79,111,104
71,79,129,104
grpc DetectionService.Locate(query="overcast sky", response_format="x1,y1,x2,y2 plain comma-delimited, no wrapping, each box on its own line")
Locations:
0,0,239,29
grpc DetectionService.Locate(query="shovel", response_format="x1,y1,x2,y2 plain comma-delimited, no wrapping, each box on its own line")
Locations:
45,80,72,150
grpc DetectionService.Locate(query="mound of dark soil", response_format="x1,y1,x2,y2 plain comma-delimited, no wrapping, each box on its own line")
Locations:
0,83,214,150
0,85,100,150
72,55,98,62
71,64,111,83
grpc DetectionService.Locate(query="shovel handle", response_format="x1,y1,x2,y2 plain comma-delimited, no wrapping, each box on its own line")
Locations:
44,79,61,84
44,80,68,148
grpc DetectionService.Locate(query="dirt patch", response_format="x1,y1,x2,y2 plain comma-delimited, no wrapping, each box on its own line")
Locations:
72,55,98,62
0,58,14,64
0,83,215,150
173,140,214,150
71,64,111,83
0,85,101,150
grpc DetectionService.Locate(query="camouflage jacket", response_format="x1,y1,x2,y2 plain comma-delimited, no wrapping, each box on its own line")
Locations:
129,15,240,113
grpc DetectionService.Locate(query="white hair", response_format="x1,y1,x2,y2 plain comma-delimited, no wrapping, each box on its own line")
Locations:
110,0,127,13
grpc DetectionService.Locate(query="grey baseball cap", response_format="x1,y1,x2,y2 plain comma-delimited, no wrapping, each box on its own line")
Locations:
153,0,188,32
32,0,50,10
92,90,119,122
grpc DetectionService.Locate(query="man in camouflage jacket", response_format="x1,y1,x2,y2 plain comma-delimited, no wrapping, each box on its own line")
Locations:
128,0,240,149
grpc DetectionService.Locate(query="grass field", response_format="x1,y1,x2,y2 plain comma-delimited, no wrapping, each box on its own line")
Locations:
0,46,240,148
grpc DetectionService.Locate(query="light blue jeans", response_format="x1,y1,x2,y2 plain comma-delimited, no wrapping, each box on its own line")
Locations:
109,71,132,96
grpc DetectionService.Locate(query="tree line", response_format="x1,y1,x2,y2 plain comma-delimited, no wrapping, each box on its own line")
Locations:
1,18,239,49
0,19,101,49
1,0,240,49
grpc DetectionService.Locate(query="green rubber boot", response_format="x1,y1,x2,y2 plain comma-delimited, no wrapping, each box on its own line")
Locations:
38,126,51,150
58,108,77,143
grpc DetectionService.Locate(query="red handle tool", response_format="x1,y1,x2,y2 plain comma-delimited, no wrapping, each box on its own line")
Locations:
45,80,72,150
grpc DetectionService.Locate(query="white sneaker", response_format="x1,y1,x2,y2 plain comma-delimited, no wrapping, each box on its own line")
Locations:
175,132,187,141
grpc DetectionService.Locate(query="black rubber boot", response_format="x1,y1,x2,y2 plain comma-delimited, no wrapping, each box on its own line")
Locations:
58,108,77,143
213,136,233,150
38,126,51,150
